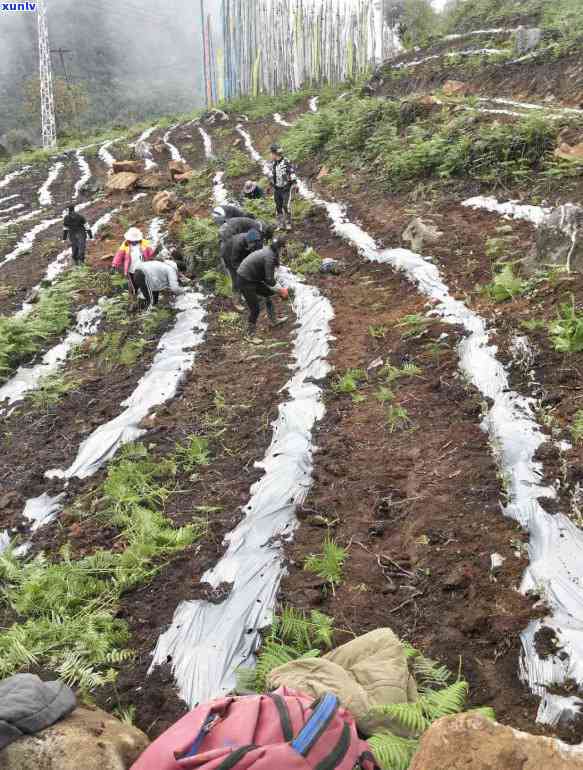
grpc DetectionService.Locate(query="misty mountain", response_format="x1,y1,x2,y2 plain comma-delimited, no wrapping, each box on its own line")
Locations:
0,0,219,141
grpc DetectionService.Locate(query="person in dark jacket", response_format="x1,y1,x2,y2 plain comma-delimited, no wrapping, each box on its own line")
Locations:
212,204,255,225
270,144,297,231
221,228,263,293
63,205,92,265
219,217,273,243
237,237,289,334
243,180,265,200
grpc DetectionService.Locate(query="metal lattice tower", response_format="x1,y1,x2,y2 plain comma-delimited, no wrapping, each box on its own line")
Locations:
38,0,57,148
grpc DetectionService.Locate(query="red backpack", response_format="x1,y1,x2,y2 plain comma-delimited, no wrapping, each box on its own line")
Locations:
131,687,377,770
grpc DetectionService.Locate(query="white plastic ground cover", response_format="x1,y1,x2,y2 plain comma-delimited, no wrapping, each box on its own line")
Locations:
0,165,31,190
393,47,504,69
462,195,550,227
163,125,186,162
443,28,518,41
197,125,215,160
274,113,292,127
240,123,583,724
38,160,64,206
152,266,333,706
0,212,62,267
0,203,24,215
0,304,103,415
130,125,158,170
197,125,229,205
0,194,20,205
98,140,117,169
0,208,43,231
309,97,319,113
73,150,92,199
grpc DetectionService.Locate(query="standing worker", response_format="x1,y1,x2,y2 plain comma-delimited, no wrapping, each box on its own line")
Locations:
132,259,191,311
237,236,289,335
63,205,93,265
112,227,155,298
270,144,297,231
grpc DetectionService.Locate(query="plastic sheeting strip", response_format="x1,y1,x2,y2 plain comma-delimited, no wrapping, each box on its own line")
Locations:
0,208,42,232
38,160,64,206
239,124,583,723
393,48,504,69
461,195,550,227
0,194,20,206
163,125,186,163
98,140,118,169
151,268,333,706
0,213,62,267
197,126,215,160
274,113,293,127
0,203,24,215
73,150,92,200
0,304,103,415
309,97,319,113
0,165,31,190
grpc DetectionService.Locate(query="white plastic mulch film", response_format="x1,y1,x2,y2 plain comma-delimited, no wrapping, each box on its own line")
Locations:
152,269,333,707
237,124,583,725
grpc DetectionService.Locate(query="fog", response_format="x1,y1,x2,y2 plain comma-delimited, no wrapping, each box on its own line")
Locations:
0,0,222,143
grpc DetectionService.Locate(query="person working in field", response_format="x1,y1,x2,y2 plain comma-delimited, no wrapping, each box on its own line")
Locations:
63,205,93,265
270,144,297,231
237,236,289,335
211,204,256,225
220,228,263,303
132,259,191,311
219,217,273,243
243,180,265,200
112,227,155,298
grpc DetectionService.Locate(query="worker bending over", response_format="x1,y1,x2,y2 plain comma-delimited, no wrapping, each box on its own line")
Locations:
237,237,289,335
219,217,272,243
221,228,263,294
112,227,155,297
63,205,93,265
243,180,265,200
132,259,190,311
212,204,254,225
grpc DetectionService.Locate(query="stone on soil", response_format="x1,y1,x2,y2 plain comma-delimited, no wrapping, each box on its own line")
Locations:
0,706,149,770
527,203,583,274
106,172,139,193
402,218,443,252
442,80,470,96
409,713,583,770
112,160,143,175
168,160,192,183
152,190,178,215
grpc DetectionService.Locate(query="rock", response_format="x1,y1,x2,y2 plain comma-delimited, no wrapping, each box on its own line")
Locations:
515,27,543,55
105,172,139,193
554,142,583,161
317,166,329,180
136,173,165,190
527,203,583,274
0,706,149,770
0,491,21,510
174,171,193,183
409,713,583,770
402,218,443,253
442,80,469,96
152,190,178,215
112,160,143,174
152,141,166,155
168,160,192,183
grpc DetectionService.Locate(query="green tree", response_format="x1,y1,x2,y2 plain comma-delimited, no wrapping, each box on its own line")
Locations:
23,77,90,138
400,0,438,48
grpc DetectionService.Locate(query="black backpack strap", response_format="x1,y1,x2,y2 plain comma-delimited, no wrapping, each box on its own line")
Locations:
291,694,340,757
269,693,294,742
215,745,257,770
314,724,351,770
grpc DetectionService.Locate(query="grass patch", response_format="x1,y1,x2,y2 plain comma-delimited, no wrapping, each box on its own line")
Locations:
0,444,206,691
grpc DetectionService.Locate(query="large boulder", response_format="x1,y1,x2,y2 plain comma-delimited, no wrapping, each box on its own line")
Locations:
0,706,149,770
136,173,165,190
152,190,178,215
106,172,139,193
168,160,192,183
409,713,583,770
442,80,470,97
555,142,583,162
112,160,143,175
526,203,583,274
402,218,443,253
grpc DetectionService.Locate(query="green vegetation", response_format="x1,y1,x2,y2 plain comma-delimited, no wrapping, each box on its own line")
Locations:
333,368,368,402
243,196,277,224
571,411,583,444
386,404,412,433
180,217,220,273
304,536,347,593
0,444,206,691
184,166,216,207
201,269,233,297
87,333,146,370
486,263,528,302
175,435,211,471
548,298,583,353
397,314,430,339
225,150,255,179
29,373,80,411
218,90,312,121
288,246,322,275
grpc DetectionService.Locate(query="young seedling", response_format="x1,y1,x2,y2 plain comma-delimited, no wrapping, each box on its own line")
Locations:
304,535,347,594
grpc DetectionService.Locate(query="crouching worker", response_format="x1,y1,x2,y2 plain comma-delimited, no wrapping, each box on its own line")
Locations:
243,180,264,200
219,217,272,244
132,259,190,311
112,227,155,298
63,205,93,265
211,204,255,225
237,237,289,335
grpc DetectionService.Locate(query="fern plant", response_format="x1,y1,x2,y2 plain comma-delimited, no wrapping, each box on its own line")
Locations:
304,536,347,593
29,373,80,410
386,404,411,433
572,411,583,444
176,435,211,471
333,368,367,400
396,314,430,339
